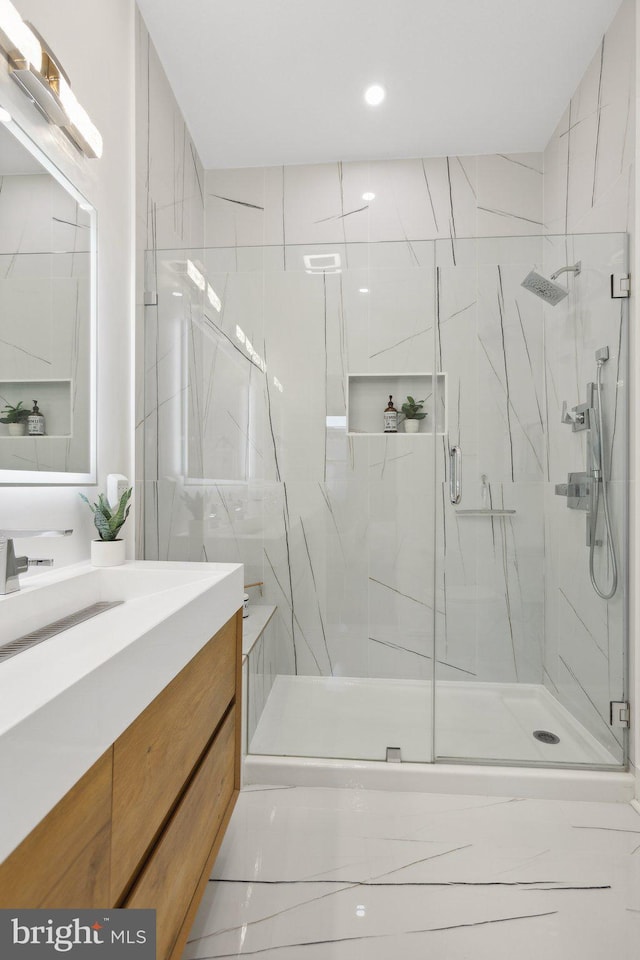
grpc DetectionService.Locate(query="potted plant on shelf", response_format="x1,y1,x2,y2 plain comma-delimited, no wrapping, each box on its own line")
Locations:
400,396,427,433
0,401,29,436
80,487,132,567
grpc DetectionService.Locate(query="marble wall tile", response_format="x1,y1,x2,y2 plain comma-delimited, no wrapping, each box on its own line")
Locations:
542,0,634,236
136,11,206,556
205,150,542,250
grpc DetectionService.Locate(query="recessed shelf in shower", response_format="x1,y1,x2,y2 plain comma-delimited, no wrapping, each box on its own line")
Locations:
346,372,447,436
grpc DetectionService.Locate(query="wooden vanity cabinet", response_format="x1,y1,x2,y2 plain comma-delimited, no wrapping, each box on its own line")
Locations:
0,609,243,960
0,749,113,909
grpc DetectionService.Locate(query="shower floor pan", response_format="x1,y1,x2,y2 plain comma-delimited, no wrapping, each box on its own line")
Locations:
245,677,630,802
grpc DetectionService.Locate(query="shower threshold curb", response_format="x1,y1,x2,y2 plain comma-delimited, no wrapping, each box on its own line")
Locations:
243,755,634,803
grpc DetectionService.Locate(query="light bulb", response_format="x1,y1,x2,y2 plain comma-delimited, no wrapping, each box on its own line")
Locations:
364,84,385,106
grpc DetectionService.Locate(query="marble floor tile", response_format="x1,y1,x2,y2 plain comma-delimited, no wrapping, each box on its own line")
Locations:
182,785,640,959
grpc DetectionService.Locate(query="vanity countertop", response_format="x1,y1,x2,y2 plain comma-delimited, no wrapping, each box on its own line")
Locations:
0,560,243,862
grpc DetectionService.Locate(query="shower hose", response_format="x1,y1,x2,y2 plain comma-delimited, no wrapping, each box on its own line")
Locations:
589,360,618,600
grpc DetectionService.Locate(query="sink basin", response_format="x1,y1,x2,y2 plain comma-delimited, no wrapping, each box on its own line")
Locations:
0,560,243,862
0,562,232,647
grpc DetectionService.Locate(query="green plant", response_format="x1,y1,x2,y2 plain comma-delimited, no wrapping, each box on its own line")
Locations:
0,401,29,424
400,396,427,420
80,487,132,541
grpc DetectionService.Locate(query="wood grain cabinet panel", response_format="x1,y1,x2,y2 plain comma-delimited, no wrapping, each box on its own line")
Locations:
0,750,113,909
125,707,237,960
110,615,237,901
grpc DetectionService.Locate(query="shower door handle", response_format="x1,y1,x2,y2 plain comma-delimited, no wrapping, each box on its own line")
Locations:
449,446,462,504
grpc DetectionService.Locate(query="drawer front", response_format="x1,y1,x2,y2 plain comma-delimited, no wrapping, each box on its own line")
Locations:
0,750,113,909
111,615,236,901
125,707,236,960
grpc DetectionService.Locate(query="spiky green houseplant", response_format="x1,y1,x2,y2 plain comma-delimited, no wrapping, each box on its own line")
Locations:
80,487,132,541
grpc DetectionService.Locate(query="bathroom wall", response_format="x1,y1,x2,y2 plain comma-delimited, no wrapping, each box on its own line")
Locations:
541,0,634,760
135,8,206,558
0,0,135,564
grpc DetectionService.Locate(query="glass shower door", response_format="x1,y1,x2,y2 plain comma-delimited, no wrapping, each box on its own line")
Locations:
432,233,627,768
244,240,440,762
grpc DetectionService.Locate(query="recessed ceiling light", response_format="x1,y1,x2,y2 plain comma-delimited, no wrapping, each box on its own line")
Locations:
172,291,183,297
0,107,11,123
359,288,369,294
364,84,385,106
362,192,375,202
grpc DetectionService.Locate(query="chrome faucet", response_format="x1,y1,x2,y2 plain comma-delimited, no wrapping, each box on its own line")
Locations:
0,529,72,595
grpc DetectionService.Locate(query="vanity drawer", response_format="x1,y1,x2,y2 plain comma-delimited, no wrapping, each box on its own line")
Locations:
0,749,113,908
110,614,237,901
124,706,237,960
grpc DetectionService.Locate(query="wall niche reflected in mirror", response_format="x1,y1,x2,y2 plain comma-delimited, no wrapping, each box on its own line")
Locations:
0,118,95,483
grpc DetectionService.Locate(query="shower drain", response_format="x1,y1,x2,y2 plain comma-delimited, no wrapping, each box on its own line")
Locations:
533,730,560,745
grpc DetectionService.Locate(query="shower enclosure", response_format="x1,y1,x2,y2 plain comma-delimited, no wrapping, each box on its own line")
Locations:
142,231,628,772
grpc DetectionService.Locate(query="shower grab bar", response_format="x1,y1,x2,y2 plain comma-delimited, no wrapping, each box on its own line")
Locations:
449,446,462,504
455,509,516,517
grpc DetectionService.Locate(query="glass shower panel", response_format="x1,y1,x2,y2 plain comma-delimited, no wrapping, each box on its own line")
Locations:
433,233,627,768
245,239,438,763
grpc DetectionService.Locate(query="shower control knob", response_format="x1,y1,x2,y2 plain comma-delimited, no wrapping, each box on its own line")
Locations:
561,401,584,426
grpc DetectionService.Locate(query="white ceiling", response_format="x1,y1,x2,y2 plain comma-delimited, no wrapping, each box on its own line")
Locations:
137,0,624,170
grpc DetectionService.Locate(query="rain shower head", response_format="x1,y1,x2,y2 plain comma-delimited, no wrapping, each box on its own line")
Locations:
521,270,568,306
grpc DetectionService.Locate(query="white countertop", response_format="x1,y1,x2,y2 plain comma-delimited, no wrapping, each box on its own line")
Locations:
0,560,243,862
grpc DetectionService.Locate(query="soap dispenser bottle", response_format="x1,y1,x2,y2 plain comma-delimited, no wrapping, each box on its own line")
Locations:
27,400,45,436
383,395,398,433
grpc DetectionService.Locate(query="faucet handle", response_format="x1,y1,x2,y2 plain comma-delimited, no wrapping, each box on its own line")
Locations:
561,402,585,427
561,401,572,424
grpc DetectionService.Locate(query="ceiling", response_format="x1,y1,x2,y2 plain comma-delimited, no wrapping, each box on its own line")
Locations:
137,0,624,170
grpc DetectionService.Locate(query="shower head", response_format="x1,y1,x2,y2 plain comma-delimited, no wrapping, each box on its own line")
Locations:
521,270,568,306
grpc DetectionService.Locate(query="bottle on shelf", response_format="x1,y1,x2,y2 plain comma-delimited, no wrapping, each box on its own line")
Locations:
383,395,398,433
27,400,45,436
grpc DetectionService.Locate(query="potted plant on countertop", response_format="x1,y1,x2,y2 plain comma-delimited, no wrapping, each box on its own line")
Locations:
80,486,132,567
0,401,29,436
400,396,427,433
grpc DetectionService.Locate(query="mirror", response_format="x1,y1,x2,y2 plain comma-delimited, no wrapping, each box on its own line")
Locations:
0,117,96,483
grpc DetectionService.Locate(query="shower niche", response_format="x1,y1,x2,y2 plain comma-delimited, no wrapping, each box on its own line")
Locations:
346,372,447,435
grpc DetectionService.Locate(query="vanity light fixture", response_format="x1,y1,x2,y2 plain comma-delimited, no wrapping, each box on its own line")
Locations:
364,84,385,106
0,0,41,71
0,1,103,158
362,192,375,202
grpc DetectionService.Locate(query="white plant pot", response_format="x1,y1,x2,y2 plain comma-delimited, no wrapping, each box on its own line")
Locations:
8,422,26,436
91,538,126,567
404,419,420,434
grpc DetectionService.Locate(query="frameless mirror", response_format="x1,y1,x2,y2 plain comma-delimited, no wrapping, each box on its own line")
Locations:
0,116,96,483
